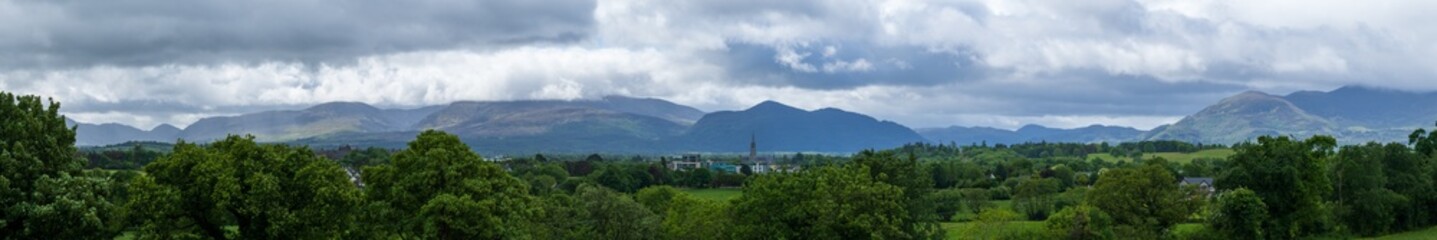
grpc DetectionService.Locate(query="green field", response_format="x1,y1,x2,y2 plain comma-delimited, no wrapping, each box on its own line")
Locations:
682,188,743,202
1085,149,1235,164
1363,226,1437,240
942,221,1045,239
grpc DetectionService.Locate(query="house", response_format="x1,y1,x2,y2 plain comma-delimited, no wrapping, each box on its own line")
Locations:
667,154,704,171
1181,177,1215,196
709,162,740,173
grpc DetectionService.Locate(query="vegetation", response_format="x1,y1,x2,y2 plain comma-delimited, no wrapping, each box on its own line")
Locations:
10,90,1437,239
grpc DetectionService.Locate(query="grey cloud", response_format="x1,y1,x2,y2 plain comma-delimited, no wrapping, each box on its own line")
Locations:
0,0,596,68
712,42,985,90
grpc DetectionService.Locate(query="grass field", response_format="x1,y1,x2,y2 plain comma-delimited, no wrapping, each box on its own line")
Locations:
942,221,1045,239
1085,149,1235,164
682,188,743,202
1363,226,1437,240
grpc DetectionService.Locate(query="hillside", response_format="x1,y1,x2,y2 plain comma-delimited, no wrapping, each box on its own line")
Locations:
919,124,1144,145
674,101,925,152
1144,91,1337,144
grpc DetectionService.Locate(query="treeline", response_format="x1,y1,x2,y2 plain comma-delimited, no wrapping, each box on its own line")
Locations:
899,140,1226,160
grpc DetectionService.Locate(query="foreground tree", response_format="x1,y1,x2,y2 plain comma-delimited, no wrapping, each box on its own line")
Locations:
574,184,661,240
0,92,117,239
1210,188,1268,240
1216,136,1336,239
731,166,910,239
1014,177,1062,220
1045,204,1114,240
663,194,734,240
360,130,532,239
850,150,943,238
128,135,361,239
1087,163,1196,237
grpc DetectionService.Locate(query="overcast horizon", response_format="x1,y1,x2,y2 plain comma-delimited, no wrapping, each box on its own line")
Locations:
4,0,1434,130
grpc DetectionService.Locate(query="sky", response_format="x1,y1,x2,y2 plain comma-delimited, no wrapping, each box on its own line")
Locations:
2,0,1435,131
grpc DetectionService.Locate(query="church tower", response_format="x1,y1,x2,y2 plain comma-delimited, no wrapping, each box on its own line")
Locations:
749,133,757,163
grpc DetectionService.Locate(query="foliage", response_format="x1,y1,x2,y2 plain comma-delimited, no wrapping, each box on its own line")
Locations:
662,194,734,240
128,135,361,239
0,92,117,239
1088,163,1197,236
1013,177,1062,220
930,189,965,221
960,208,1022,240
360,130,532,239
635,185,684,214
961,188,996,214
1216,135,1337,239
1046,204,1114,240
1210,188,1268,240
573,184,661,240
731,166,910,239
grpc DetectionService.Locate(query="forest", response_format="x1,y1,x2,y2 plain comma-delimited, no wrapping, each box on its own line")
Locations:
8,91,1437,240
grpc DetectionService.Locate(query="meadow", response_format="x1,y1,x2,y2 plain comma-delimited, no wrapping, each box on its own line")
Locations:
1085,148,1235,164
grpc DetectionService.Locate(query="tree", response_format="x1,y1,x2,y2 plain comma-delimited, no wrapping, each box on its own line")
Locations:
574,184,661,240
961,208,1021,239
128,135,362,239
1210,188,1268,240
1013,177,1062,220
930,189,965,221
731,166,909,239
960,188,995,214
360,130,532,239
1046,204,1114,240
850,150,942,239
0,92,116,239
1216,135,1336,239
663,194,733,240
635,185,684,215
1087,164,1195,236
593,164,639,193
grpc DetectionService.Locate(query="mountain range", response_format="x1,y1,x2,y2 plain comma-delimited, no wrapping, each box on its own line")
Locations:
71,96,921,154
72,86,1437,153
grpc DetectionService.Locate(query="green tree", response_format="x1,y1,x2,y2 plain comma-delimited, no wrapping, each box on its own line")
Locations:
731,166,909,239
635,185,684,215
574,184,661,240
960,188,995,214
1013,177,1062,220
960,208,1021,240
1087,164,1195,236
593,164,639,193
1210,188,1268,240
929,189,965,221
663,194,733,240
128,135,361,239
1046,204,1114,240
850,150,942,238
1216,135,1336,239
360,130,532,239
0,92,118,239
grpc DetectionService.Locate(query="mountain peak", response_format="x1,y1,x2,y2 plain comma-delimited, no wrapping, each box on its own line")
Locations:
305,101,380,113
748,100,803,112
151,124,181,132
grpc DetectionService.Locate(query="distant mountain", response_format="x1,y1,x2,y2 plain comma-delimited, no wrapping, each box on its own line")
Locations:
1284,86,1437,129
71,96,710,153
674,101,925,152
406,100,688,153
179,102,444,142
1144,91,1338,144
69,119,182,146
919,124,1144,145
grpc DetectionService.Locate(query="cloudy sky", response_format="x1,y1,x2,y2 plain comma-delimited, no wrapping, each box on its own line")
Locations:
3,0,1434,131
